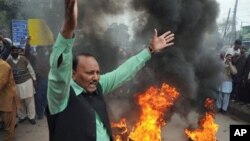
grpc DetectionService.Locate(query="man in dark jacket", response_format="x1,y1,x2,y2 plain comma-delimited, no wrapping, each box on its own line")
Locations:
47,0,175,141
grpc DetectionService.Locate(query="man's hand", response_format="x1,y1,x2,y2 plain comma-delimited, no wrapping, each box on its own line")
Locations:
26,36,31,44
61,0,78,38
149,29,174,53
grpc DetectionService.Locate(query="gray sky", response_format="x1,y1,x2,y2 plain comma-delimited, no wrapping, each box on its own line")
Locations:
216,0,250,28
104,0,249,36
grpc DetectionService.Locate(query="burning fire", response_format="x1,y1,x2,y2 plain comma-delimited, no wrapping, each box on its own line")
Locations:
112,83,180,141
185,98,219,141
111,118,128,141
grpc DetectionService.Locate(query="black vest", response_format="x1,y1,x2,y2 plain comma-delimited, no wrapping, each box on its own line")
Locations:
46,84,113,141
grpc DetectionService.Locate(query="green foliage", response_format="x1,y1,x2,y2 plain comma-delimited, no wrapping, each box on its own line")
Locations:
0,0,22,36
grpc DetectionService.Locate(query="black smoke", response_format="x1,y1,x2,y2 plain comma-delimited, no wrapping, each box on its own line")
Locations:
18,0,223,122
128,0,223,115
70,0,223,118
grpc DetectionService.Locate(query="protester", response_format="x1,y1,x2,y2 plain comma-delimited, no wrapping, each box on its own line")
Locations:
226,39,241,56
243,54,250,104
24,36,36,68
231,46,248,103
0,36,13,60
24,37,50,120
225,39,241,102
0,38,19,141
34,46,50,119
7,47,37,125
217,53,237,113
46,0,175,141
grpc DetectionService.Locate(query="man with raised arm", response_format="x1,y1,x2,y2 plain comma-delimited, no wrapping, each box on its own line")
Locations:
46,0,175,141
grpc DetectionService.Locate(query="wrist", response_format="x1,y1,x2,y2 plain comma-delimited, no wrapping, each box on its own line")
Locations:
147,46,154,54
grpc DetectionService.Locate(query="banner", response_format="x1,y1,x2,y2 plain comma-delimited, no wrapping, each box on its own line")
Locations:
28,19,54,46
12,20,28,48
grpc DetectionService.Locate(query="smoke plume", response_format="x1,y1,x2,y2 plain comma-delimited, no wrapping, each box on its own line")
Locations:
72,0,223,132
128,0,222,115
18,0,223,125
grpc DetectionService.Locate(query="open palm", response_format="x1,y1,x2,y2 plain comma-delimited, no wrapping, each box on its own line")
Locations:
150,29,174,52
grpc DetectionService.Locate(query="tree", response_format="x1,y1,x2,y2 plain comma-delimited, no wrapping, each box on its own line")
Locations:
0,0,21,36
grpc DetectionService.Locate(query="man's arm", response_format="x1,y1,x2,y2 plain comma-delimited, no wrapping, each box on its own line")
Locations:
61,0,78,38
100,30,174,95
24,36,31,57
47,0,77,115
26,59,36,81
229,62,237,75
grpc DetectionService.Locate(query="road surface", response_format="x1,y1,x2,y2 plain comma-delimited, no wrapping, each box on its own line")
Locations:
0,102,249,141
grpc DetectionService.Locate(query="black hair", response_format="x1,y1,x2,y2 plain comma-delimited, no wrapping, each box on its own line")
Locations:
234,39,242,45
241,46,246,50
72,52,96,71
11,46,19,50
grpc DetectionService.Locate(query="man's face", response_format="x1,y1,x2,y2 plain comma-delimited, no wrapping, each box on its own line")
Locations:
73,56,100,93
240,47,246,54
11,49,19,59
225,54,232,62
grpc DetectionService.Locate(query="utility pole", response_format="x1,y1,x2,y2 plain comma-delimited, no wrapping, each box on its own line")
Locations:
232,0,238,41
240,22,243,37
223,8,231,43
49,0,53,9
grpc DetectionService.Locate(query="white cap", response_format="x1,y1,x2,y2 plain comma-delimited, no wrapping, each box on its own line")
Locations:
4,38,12,45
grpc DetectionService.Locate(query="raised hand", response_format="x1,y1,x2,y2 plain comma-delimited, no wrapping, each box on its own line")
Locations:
150,29,174,52
61,0,78,38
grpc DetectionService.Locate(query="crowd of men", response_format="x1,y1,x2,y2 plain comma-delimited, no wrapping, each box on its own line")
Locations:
0,35,50,141
216,39,250,113
0,1,249,141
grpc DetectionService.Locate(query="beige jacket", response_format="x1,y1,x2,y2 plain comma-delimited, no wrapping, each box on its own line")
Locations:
0,59,19,112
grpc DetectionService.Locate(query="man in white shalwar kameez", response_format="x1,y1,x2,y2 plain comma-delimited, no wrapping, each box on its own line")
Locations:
7,47,37,125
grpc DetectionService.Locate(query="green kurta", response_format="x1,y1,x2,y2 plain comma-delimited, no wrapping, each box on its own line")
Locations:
47,33,151,141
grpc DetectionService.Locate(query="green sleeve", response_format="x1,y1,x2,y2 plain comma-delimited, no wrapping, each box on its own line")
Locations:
47,33,75,115
99,48,151,95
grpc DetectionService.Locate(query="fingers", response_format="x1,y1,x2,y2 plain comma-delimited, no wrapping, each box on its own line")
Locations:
164,33,174,43
160,31,171,38
151,29,175,52
61,0,77,38
65,0,77,18
154,29,158,38
65,0,76,8
165,42,174,47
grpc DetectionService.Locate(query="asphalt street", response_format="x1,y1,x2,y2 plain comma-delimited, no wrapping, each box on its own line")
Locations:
0,100,249,141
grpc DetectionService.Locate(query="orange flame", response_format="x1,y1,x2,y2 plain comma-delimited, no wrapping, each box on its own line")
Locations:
128,83,179,141
185,98,219,141
111,118,128,141
112,83,179,141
